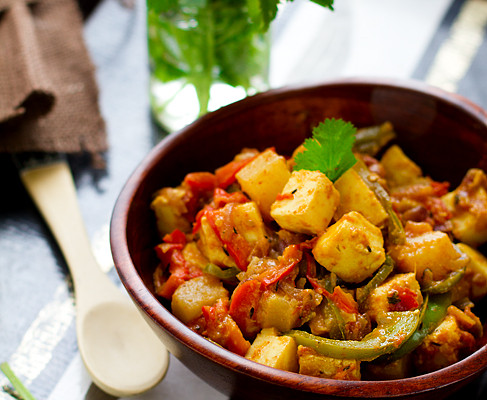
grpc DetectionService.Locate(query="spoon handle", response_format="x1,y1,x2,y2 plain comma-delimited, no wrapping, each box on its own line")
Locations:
19,159,119,307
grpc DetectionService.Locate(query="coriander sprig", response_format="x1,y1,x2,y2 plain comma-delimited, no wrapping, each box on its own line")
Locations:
293,118,357,182
0,362,36,400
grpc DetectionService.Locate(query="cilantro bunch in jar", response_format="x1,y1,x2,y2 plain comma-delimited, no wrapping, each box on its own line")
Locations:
147,0,334,132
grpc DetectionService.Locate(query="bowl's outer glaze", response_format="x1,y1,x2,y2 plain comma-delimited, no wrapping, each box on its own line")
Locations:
111,78,487,400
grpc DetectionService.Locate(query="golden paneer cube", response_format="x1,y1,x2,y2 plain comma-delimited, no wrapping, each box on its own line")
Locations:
364,272,423,322
441,169,487,247
171,275,229,324
312,211,386,283
197,215,237,268
334,168,388,228
456,243,487,300
381,145,422,188
245,328,298,372
389,221,469,281
270,170,340,235
236,148,291,220
297,346,361,380
151,187,190,236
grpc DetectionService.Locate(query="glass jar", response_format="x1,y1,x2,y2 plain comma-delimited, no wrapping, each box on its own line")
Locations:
147,0,270,132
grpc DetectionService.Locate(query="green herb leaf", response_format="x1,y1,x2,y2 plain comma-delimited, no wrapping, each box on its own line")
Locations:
0,362,36,400
293,118,357,182
310,0,334,10
257,0,280,31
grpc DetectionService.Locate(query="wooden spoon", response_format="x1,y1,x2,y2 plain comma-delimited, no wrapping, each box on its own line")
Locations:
20,160,169,397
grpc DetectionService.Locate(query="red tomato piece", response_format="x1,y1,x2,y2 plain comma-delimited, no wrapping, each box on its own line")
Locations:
389,287,420,312
183,172,218,192
202,298,251,356
229,279,263,338
154,239,202,299
258,244,302,287
205,205,253,271
215,157,255,189
213,188,249,208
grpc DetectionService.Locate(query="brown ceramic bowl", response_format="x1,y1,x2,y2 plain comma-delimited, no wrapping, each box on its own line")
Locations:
110,78,487,400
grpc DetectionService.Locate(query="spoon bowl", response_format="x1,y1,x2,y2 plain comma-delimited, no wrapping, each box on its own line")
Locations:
19,160,169,397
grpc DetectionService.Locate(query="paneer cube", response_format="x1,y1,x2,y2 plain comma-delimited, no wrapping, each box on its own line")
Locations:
441,168,487,247
270,170,340,235
364,272,423,322
312,211,386,283
334,168,388,228
245,328,298,372
456,243,487,300
236,149,291,220
381,145,422,188
297,346,361,380
151,187,191,236
171,275,229,324
389,221,469,281
197,215,237,268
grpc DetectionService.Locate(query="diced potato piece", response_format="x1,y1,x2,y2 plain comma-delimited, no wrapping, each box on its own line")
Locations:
257,289,321,332
456,243,487,300
389,221,469,281
441,169,487,247
231,202,270,257
364,273,423,322
171,275,228,324
334,168,388,228
257,291,300,332
413,309,476,374
236,149,291,220
182,242,210,270
381,145,422,187
151,187,190,236
245,328,298,372
312,211,386,283
197,215,237,268
297,346,361,380
270,170,340,235
365,357,411,380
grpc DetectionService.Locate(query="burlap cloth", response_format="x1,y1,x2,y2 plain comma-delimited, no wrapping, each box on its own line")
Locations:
0,0,107,159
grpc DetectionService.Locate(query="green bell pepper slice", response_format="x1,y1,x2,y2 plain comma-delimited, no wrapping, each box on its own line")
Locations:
421,267,466,295
286,309,421,361
383,291,451,362
356,255,395,309
204,263,240,280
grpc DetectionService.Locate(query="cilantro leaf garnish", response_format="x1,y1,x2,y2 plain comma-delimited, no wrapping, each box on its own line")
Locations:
293,118,357,182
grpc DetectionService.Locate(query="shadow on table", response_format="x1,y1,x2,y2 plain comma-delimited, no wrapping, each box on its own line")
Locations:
85,384,117,400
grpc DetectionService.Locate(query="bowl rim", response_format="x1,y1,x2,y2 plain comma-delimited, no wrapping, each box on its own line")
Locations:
110,77,487,397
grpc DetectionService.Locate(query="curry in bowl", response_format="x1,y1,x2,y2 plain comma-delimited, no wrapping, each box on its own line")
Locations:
149,118,486,381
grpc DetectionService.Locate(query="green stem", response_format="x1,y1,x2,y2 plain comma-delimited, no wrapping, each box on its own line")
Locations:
192,5,214,116
0,362,36,400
